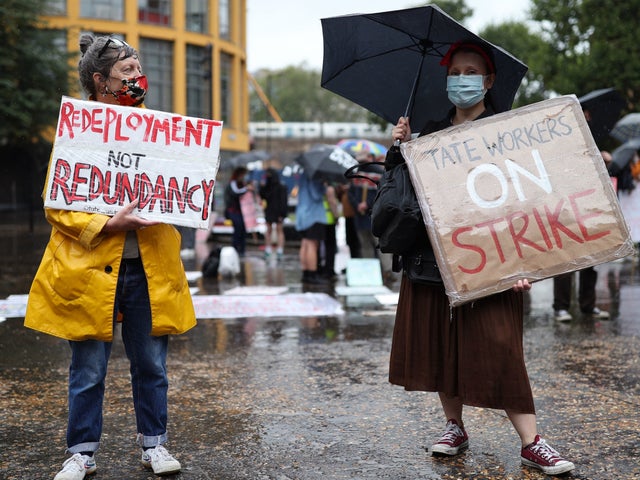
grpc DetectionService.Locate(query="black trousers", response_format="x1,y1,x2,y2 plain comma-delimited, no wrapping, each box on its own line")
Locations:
552,267,597,313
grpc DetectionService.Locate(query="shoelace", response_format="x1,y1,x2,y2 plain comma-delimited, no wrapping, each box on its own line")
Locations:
150,446,174,461
62,454,87,471
438,423,464,444
528,438,563,463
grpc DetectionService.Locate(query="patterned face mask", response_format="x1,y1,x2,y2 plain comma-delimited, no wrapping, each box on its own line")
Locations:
109,75,148,106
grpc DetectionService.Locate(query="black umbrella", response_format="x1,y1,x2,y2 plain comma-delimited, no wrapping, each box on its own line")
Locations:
227,150,270,169
578,88,626,144
295,144,358,183
608,138,640,176
321,5,528,133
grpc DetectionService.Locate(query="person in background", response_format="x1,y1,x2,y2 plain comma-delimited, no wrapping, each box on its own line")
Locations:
24,33,195,480
224,166,253,257
259,167,288,261
295,171,329,285
318,182,340,280
387,40,575,476
552,111,613,322
336,182,361,260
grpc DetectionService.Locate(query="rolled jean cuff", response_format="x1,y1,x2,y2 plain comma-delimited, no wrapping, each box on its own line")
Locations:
68,441,100,454
137,432,168,448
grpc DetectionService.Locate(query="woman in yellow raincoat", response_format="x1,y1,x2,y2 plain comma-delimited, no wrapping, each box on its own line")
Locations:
24,34,195,479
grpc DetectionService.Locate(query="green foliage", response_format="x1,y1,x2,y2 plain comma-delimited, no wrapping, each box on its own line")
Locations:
530,0,640,111
250,66,372,123
0,0,73,147
480,21,551,107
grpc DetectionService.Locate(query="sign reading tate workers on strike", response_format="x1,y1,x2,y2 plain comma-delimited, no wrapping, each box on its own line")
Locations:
44,96,223,229
402,95,634,307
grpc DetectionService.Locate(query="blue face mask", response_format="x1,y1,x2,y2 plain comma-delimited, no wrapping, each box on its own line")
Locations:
446,74,486,109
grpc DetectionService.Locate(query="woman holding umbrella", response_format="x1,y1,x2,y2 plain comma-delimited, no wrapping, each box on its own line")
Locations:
387,41,575,476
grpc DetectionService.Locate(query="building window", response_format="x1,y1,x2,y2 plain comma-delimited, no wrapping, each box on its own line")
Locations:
186,44,211,119
139,38,173,112
186,0,208,33
45,0,66,15
138,0,171,26
80,0,123,20
219,52,232,124
218,0,230,39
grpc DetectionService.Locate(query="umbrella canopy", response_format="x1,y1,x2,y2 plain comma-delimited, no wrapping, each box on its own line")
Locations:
227,150,271,169
608,137,640,176
321,5,528,133
610,113,640,143
337,139,388,157
295,144,358,183
578,88,626,144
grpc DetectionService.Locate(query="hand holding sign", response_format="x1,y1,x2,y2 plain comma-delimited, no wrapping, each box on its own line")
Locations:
102,199,159,232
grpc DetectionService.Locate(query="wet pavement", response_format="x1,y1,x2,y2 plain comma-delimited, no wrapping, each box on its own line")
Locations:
1,211,639,480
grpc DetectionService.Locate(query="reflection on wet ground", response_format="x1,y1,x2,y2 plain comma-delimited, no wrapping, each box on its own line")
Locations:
1,212,639,479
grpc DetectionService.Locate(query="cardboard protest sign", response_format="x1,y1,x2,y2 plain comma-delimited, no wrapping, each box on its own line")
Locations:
44,96,223,229
401,95,635,306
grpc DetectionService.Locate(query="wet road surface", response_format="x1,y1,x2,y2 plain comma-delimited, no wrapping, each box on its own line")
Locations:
1,212,639,479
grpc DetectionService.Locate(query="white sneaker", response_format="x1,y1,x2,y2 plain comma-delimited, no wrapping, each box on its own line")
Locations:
54,453,96,480
141,445,181,475
585,307,610,319
554,309,572,322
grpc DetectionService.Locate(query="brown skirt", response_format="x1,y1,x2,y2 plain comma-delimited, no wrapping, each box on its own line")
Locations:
388,275,535,414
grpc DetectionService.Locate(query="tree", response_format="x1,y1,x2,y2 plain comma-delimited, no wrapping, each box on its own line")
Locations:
250,65,371,123
0,0,73,146
530,0,640,110
0,0,73,215
480,21,552,107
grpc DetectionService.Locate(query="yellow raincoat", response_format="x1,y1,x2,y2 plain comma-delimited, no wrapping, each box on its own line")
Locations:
24,98,196,341
24,208,197,341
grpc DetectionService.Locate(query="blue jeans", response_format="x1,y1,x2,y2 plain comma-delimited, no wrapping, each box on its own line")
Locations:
67,257,169,453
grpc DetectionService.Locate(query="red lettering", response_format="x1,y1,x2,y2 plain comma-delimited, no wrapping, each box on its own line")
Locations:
57,102,75,139
186,184,201,213
475,217,507,263
151,118,171,145
88,165,105,200
545,199,583,248
568,189,610,241
507,211,547,258
184,119,201,147
69,162,90,202
452,226,486,274
532,206,553,249
171,116,184,144
114,113,129,141
90,108,104,135
199,180,215,220
137,173,154,209
49,158,72,202
104,108,118,143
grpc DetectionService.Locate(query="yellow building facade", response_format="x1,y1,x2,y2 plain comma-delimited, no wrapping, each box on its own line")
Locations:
42,0,250,156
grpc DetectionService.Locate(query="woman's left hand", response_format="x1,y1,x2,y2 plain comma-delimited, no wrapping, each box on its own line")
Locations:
512,279,531,292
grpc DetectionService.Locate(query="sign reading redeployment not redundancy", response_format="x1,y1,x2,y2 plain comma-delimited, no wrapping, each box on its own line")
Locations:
44,96,223,229
402,95,635,307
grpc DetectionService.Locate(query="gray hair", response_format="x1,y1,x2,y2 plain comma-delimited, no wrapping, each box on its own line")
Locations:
78,33,139,98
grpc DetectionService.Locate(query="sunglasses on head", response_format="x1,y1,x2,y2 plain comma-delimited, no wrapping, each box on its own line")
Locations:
98,37,130,58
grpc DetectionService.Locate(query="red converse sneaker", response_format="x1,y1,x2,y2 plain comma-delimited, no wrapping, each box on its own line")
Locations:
431,419,469,456
521,435,575,475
